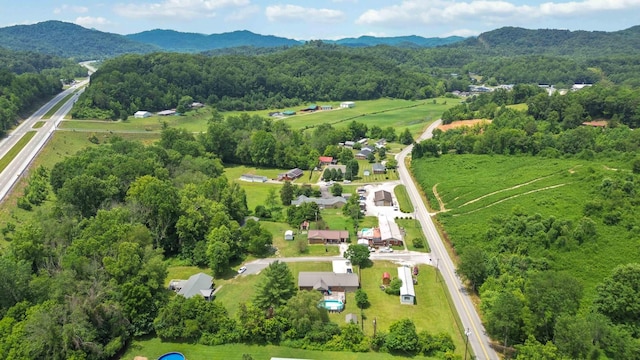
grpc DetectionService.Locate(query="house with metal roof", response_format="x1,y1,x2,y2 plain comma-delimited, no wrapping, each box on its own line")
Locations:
372,163,386,174
398,266,415,305
277,168,304,181
291,195,347,209
169,272,214,300
374,190,393,206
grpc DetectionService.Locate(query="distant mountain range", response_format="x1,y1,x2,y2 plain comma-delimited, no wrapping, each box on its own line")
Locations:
1,20,639,60
0,21,159,60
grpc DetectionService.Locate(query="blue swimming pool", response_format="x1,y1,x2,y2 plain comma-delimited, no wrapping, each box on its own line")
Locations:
322,299,344,311
158,352,185,360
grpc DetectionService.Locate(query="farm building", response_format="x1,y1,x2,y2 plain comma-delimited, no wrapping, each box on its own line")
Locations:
398,266,415,305
190,102,205,108
283,110,296,116
157,109,176,116
307,229,349,244
374,190,393,206
372,163,386,174
134,111,152,118
378,215,403,246
284,230,294,241
169,273,214,300
291,195,347,209
321,105,333,110
298,272,359,292
277,168,303,181
239,174,268,183
300,104,319,112
340,101,355,108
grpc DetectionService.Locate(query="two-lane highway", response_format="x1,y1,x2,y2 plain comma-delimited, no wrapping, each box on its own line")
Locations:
0,79,87,202
396,120,499,360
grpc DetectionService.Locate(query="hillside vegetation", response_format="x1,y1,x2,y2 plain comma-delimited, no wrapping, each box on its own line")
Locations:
412,83,640,358
0,20,159,60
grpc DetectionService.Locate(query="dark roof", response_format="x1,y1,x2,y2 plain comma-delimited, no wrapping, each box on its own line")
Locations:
177,272,213,299
298,272,360,288
374,190,392,202
372,163,386,172
288,168,303,177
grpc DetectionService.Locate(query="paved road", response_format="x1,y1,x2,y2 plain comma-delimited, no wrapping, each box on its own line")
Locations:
240,250,431,276
0,80,87,202
396,120,499,360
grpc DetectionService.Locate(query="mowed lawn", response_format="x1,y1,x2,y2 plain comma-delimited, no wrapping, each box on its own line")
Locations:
121,339,445,360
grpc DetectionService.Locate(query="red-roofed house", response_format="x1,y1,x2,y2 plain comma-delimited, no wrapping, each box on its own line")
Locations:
319,156,334,165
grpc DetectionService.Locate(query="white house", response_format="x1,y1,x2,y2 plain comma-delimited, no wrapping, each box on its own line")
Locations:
398,266,415,305
284,230,294,241
134,111,152,118
340,101,355,108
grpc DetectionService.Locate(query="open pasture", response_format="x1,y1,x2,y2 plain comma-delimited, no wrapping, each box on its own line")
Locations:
412,154,640,302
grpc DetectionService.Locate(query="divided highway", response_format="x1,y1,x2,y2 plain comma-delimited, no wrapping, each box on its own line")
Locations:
0,80,87,202
396,120,499,360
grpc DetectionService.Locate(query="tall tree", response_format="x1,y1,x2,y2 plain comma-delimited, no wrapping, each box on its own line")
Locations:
456,246,487,292
344,244,371,269
253,261,296,311
594,263,640,333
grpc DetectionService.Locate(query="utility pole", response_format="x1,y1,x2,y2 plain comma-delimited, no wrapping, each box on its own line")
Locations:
464,328,471,360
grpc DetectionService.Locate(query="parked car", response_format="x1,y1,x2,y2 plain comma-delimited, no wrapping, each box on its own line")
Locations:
379,247,393,253
368,246,376,252
238,266,247,274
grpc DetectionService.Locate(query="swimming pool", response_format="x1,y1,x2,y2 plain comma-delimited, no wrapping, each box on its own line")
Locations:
322,299,344,311
158,352,185,360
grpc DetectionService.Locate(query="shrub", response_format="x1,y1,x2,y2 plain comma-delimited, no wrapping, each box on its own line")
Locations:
412,237,425,249
385,278,402,295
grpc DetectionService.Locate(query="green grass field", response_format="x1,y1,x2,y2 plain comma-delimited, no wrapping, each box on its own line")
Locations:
0,131,36,173
396,219,429,252
42,93,74,119
393,184,414,213
411,154,640,304
62,98,459,139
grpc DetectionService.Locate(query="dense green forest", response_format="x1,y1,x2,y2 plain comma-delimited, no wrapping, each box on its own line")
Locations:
0,21,159,60
0,47,87,136
412,84,640,358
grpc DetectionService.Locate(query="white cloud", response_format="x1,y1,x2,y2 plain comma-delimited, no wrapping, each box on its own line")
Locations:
75,16,112,28
266,4,346,23
53,4,89,15
113,0,250,19
440,28,480,37
225,4,260,21
356,0,640,27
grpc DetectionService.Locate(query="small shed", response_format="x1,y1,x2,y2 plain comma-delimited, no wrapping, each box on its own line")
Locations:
340,101,355,108
134,111,152,118
382,272,391,285
345,313,358,324
285,230,294,241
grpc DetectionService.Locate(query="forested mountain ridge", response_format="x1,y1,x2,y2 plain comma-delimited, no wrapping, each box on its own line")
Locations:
456,25,640,57
125,29,302,52
0,20,159,60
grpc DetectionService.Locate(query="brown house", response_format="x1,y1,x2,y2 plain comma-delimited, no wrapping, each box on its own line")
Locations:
307,229,349,244
374,190,393,206
298,272,360,292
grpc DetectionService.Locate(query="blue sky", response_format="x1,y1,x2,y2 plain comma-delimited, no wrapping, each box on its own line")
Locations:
2,0,639,39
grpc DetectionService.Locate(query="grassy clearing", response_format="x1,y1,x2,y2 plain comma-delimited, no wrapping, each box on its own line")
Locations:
0,131,36,172
64,98,459,139
506,103,528,111
393,184,414,213
412,154,640,304
396,219,429,252
42,93,74,119
121,339,444,360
